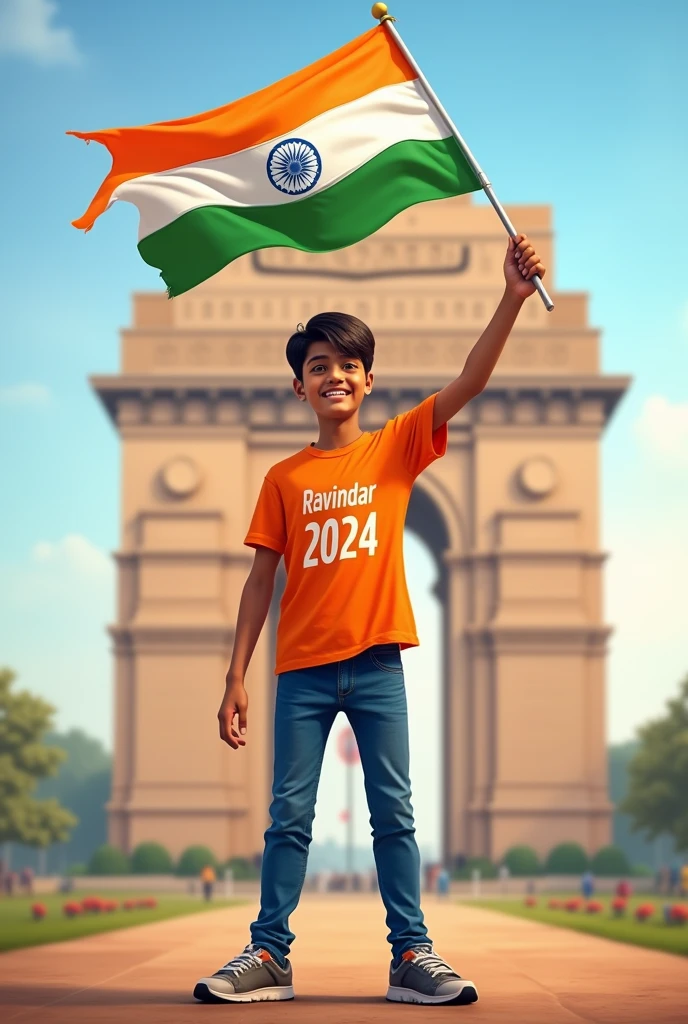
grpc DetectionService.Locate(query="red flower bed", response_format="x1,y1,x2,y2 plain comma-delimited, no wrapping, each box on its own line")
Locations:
63,901,82,918
548,899,563,910
81,896,104,913
122,899,137,910
670,904,688,925
585,901,604,914
635,903,655,922
141,897,157,909
103,899,119,913
31,903,47,921
564,898,583,912
524,896,537,908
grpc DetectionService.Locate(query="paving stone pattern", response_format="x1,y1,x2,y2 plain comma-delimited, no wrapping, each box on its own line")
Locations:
1,893,687,1022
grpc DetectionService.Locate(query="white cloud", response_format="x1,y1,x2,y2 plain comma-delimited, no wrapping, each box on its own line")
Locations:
0,382,51,406
605,504,688,742
0,0,82,66
5,534,113,608
634,394,688,467
31,534,111,576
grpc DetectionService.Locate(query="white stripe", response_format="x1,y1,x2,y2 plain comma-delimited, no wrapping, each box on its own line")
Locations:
111,80,449,241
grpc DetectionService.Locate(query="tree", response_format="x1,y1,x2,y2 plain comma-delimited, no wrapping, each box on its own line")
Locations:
621,675,688,851
607,738,674,871
177,845,219,877
131,842,173,874
590,844,631,876
88,843,129,875
0,668,77,849
545,842,588,874
502,845,540,876
35,729,111,873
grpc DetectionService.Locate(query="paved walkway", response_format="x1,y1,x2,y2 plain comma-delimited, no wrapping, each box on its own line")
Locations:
1,894,687,1023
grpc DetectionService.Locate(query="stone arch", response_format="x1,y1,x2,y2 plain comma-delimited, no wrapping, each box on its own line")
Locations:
99,197,624,869
405,470,468,864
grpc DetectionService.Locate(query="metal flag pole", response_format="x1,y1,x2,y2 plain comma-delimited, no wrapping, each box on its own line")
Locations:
371,3,554,312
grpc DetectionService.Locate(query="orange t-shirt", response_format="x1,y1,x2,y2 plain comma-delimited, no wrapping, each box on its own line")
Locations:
245,393,447,674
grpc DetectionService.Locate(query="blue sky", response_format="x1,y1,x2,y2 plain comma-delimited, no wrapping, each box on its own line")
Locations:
1,0,687,856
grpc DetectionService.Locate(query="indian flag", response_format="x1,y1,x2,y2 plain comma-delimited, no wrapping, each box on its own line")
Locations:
70,26,481,297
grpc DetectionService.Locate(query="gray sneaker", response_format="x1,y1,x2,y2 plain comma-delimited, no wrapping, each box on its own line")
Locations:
193,943,294,1003
387,944,478,1005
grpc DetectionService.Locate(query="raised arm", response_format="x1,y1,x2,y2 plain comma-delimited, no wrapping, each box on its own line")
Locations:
432,234,546,430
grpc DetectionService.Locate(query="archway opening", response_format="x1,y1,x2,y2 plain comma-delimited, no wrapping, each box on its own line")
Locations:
403,483,450,867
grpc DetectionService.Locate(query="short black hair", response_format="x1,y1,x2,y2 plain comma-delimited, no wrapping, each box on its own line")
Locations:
286,311,375,382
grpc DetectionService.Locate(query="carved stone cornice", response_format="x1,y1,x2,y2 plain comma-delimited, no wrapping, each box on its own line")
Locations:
445,550,609,566
109,623,234,655
120,326,601,375
113,549,252,566
91,373,630,433
251,237,471,279
465,623,612,655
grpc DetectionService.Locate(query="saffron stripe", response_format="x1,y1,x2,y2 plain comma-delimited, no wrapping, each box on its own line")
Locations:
69,26,415,231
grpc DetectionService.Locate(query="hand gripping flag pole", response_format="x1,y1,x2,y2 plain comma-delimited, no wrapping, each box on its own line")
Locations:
372,3,554,312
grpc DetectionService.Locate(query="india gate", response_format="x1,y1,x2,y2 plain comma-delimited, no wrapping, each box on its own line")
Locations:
91,194,628,867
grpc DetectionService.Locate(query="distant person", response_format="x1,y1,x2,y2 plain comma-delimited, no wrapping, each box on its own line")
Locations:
581,870,594,900
615,879,632,899
196,238,545,1005
436,868,450,899
499,864,510,895
20,866,34,895
669,864,679,895
681,863,688,898
201,864,216,902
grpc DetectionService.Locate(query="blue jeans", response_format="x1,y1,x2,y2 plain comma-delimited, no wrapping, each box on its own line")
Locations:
250,643,431,961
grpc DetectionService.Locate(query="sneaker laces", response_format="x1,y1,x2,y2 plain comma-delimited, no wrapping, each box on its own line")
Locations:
407,945,457,979
219,944,267,976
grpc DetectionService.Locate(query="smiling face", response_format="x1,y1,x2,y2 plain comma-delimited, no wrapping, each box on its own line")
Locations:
293,340,373,421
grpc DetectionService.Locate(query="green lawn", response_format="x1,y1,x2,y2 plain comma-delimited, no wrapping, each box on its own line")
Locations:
463,893,688,957
0,891,244,954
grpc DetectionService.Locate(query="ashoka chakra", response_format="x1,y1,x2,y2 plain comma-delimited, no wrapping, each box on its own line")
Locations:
267,138,322,195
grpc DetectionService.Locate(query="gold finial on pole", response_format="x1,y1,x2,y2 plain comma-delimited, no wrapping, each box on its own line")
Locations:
371,3,396,24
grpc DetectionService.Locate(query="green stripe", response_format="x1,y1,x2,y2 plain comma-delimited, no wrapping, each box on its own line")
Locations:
138,137,481,297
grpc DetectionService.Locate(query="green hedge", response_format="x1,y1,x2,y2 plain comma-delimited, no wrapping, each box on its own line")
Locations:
502,845,541,876
545,842,588,874
131,842,174,874
590,844,631,876
452,856,498,880
88,843,130,875
176,845,219,877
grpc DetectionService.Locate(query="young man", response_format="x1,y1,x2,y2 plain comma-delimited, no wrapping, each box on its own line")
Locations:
194,234,546,1005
